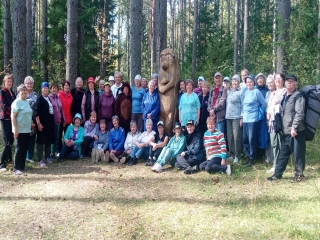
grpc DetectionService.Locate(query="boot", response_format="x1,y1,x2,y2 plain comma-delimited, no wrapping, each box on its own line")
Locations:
91,150,97,163
145,157,152,166
242,157,250,165
128,156,137,166
246,159,254,167
126,156,133,165
99,151,105,163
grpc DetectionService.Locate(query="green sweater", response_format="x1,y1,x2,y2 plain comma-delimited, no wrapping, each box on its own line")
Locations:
167,134,186,160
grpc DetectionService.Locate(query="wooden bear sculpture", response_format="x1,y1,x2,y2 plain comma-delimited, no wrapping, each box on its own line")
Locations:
158,48,180,136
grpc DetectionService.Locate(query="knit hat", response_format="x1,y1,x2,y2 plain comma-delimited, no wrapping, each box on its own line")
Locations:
198,76,205,82
151,73,158,80
87,77,95,87
255,73,266,84
134,74,142,81
73,113,82,122
41,82,49,89
245,74,256,84
285,74,298,82
108,76,115,82
223,76,230,82
232,74,240,82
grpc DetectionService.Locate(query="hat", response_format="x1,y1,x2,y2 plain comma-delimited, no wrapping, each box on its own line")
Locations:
255,73,266,82
198,76,205,82
186,120,195,126
285,74,298,82
223,76,230,82
232,74,240,82
157,121,164,127
173,122,182,132
134,74,142,81
104,82,111,86
245,74,256,84
73,113,82,122
151,73,158,80
41,82,49,89
214,72,222,78
87,77,95,87
108,76,115,82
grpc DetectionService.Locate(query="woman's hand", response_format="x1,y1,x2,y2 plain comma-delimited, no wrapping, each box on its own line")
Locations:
221,159,226,166
14,129,19,139
240,119,243,127
31,123,36,131
147,114,152,119
37,123,43,131
93,135,98,141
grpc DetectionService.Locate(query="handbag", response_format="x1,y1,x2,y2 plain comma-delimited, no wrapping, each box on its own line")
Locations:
273,112,282,134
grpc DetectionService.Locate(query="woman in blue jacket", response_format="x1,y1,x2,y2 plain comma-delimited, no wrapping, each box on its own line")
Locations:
107,115,125,162
57,113,84,162
141,80,160,131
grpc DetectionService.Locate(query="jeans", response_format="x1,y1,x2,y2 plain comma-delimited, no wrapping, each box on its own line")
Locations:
130,145,149,160
226,119,243,157
51,124,60,155
59,144,80,160
14,133,29,171
37,143,51,162
26,134,36,160
156,146,175,167
274,131,306,177
216,120,226,134
243,122,259,160
199,157,227,173
0,120,13,164
175,154,204,169
270,132,282,168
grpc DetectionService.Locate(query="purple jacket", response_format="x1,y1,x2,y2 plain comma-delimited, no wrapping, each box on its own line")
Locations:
99,92,115,121
48,94,65,125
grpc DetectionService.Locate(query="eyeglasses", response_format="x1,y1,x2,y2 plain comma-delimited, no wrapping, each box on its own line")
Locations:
25,82,33,85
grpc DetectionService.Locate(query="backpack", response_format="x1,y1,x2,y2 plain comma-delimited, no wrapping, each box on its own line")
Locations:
301,84,320,141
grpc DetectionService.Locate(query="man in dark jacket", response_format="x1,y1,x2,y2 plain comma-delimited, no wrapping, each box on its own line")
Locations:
267,75,306,182
175,120,205,174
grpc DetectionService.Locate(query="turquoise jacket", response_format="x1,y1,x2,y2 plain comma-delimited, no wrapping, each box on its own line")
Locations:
64,124,84,155
167,134,186,160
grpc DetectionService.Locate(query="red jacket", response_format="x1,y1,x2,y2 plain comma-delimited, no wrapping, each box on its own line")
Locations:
58,90,73,124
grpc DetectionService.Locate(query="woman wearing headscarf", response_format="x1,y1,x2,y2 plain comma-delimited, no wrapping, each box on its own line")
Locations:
114,81,132,134
0,75,16,171
35,82,55,167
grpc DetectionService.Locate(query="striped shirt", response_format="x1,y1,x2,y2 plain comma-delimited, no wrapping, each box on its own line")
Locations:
203,129,227,160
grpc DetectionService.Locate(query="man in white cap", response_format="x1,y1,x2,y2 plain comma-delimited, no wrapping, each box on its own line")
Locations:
194,76,205,95
108,76,115,87
207,71,228,133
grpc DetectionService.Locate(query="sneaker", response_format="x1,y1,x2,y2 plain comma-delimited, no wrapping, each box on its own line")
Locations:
38,160,47,168
267,175,282,181
292,174,305,183
110,153,119,162
14,170,23,175
45,158,53,164
0,164,7,171
267,167,275,173
26,158,34,163
120,157,126,164
233,157,239,163
227,156,234,161
184,165,198,175
242,157,250,165
145,157,152,166
80,155,83,159
226,165,231,175
151,163,162,173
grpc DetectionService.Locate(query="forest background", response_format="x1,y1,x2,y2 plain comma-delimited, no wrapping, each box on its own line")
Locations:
0,0,319,91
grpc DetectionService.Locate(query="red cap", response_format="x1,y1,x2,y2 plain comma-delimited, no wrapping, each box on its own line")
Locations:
87,77,95,87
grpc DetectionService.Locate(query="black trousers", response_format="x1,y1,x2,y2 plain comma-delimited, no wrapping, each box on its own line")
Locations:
274,131,306,177
149,147,163,159
58,123,69,152
37,143,51,162
1,120,13,164
14,133,29,171
175,154,204,169
82,136,94,156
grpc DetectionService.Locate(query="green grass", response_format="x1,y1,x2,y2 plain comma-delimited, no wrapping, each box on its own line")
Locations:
0,131,319,239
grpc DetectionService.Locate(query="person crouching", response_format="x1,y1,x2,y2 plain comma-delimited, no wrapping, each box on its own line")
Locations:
200,117,231,175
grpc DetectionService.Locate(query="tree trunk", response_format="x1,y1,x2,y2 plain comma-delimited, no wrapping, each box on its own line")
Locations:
77,1,84,78
26,0,32,76
154,0,167,72
227,0,231,38
213,0,220,32
32,0,37,48
276,0,290,73
169,0,175,48
129,0,143,84
99,0,108,79
12,0,27,89
4,0,12,73
42,0,48,80
66,0,78,88
234,0,240,73
243,0,249,68
272,0,277,72
191,0,198,82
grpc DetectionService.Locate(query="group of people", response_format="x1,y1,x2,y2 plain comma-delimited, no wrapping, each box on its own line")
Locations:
0,69,306,182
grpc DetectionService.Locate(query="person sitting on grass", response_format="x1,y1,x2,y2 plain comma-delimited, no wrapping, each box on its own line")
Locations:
126,119,156,166
145,121,169,166
151,122,186,173
175,120,205,174
91,119,110,163
81,111,99,157
200,117,231,175
118,120,141,164
107,115,125,163
57,113,84,162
